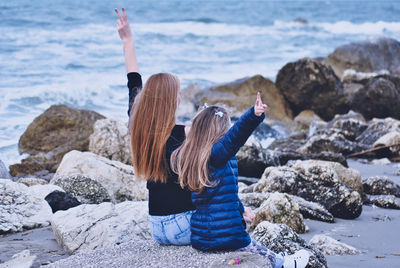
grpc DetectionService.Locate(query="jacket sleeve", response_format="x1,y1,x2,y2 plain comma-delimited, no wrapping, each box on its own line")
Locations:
127,72,143,116
238,199,245,213
210,107,265,167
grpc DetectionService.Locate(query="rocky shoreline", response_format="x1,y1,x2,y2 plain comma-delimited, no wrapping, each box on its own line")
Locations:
1,37,400,268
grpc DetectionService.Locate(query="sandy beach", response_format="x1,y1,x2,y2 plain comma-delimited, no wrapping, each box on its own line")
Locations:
1,159,398,268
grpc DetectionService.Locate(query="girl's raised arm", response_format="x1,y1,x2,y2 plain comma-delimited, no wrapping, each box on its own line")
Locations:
210,93,267,166
116,8,139,73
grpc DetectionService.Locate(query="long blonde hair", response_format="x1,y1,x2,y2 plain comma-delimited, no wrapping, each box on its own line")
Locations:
129,73,180,183
171,106,231,192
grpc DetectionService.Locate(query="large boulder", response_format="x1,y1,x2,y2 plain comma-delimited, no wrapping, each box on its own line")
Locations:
362,176,400,197
364,194,400,209
239,192,334,223
325,37,400,79
276,58,350,120
297,128,368,156
250,193,307,234
253,165,362,219
196,75,293,123
55,150,147,202
351,77,400,120
357,117,400,145
309,235,359,255
252,221,327,268
51,174,112,204
9,105,105,177
325,110,367,141
0,179,52,234
89,119,131,165
51,201,150,254
290,160,363,196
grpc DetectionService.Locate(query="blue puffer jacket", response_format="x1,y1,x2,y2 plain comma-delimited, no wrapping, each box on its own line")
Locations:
191,107,265,251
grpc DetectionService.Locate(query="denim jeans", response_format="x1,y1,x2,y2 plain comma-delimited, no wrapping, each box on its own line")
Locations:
149,210,195,245
238,239,284,268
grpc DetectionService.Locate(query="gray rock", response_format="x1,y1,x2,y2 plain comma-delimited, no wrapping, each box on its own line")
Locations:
309,235,359,255
51,201,150,254
253,165,362,219
362,176,400,197
290,195,335,223
250,193,307,234
0,160,10,179
51,174,112,204
55,150,147,202
356,117,400,146
89,119,131,165
0,179,53,234
325,37,400,79
239,192,334,223
9,105,105,177
297,128,368,156
17,177,48,186
252,221,327,268
276,57,350,121
290,160,363,196
351,77,400,120
326,110,367,141
0,250,36,268
364,194,400,209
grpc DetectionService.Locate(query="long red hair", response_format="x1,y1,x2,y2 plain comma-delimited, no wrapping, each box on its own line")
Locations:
129,73,180,183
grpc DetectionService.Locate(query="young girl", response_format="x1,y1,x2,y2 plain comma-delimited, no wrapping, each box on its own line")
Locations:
171,94,309,268
116,8,195,245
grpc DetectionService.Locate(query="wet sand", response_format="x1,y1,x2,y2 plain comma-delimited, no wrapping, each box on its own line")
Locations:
299,159,400,268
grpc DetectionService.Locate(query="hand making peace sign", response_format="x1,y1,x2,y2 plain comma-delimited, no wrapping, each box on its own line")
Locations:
254,92,268,116
115,8,133,42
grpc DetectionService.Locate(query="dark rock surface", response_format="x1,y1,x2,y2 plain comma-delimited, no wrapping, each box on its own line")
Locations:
351,77,400,120
51,174,112,204
364,194,400,209
325,37,400,79
276,58,350,121
254,166,362,219
362,176,400,197
45,191,81,213
9,105,105,177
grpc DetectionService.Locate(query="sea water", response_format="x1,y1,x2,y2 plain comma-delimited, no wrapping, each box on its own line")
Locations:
1,0,400,168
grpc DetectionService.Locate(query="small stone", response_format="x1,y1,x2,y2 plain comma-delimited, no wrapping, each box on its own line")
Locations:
372,158,391,165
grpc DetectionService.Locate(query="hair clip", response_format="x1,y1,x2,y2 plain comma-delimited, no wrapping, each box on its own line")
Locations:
215,111,224,118
202,103,209,109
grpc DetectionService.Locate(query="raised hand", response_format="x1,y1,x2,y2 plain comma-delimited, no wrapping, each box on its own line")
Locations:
115,8,139,73
115,8,133,42
254,92,268,116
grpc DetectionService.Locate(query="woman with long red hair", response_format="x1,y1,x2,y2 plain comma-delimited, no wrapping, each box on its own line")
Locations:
116,8,195,245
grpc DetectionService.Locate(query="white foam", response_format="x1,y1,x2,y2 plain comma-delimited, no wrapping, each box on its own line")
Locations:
318,21,400,35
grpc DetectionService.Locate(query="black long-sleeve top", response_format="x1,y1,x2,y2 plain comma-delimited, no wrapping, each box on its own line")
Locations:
127,72,195,215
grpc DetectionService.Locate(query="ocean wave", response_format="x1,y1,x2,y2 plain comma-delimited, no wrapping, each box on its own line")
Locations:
317,20,400,35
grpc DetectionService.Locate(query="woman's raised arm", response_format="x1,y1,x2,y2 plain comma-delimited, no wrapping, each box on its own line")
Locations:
115,8,139,73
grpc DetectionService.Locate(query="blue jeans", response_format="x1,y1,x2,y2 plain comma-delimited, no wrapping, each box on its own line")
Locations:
149,210,195,245
239,239,284,268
